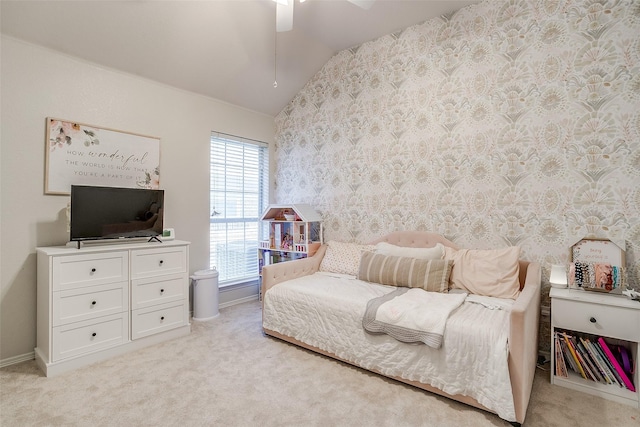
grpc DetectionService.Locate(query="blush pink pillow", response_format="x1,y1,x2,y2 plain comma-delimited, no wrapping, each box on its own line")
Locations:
444,246,521,299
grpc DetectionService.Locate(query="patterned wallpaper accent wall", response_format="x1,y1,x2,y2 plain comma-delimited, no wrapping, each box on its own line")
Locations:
274,0,640,308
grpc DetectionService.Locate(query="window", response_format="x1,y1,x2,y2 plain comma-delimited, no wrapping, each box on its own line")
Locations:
210,132,269,286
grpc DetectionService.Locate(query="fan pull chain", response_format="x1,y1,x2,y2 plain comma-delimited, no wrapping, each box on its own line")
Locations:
273,27,278,88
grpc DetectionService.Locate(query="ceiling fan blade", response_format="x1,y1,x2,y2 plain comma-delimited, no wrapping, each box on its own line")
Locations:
347,0,375,10
276,1,294,32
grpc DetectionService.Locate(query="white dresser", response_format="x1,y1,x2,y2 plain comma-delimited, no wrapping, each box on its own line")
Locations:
550,287,639,408
36,240,191,376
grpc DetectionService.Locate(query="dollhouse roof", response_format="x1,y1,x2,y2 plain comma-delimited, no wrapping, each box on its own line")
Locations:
260,204,322,222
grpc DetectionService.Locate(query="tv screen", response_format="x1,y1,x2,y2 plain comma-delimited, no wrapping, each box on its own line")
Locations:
70,185,164,242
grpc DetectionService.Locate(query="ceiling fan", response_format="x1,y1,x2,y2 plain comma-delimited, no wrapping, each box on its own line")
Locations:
273,0,375,32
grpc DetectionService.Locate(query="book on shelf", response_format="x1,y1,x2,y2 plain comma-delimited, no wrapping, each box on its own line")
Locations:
598,337,636,392
558,333,578,374
592,338,625,387
571,336,599,382
560,332,588,379
581,337,613,385
575,338,602,382
555,333,568,378
555,330,636,392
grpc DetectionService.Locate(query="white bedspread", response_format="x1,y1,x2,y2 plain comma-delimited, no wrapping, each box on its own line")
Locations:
263,272,516,421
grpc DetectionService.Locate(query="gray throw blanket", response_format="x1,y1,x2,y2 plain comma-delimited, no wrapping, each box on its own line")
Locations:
362,288,467,348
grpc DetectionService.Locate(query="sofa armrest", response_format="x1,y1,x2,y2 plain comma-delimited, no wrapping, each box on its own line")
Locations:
261,245,327,299
508,261,541,423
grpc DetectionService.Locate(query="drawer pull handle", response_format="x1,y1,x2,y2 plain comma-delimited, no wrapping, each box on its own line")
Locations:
91,332,97,337
91,301,97,306
91,268,97,273
159,260,164,266
160,316,165,321
160,289,165,294
589,317,597,323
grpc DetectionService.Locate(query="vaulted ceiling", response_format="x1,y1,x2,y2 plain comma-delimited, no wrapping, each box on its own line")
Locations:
1,0,478,116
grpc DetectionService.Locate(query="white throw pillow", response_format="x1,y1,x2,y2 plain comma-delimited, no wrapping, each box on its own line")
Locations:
444,246,521,299
375,242,444,260
319,241,375,276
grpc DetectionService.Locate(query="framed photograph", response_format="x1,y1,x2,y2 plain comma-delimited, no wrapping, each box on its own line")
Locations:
45,118,160,195
570,238,626,292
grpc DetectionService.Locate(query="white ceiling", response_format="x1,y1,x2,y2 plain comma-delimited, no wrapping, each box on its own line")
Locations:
1,0,478,116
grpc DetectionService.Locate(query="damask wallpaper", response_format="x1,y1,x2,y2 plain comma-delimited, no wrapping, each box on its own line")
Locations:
273,0,640,303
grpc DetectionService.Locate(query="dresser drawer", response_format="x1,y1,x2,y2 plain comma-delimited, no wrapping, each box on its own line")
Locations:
131,247,187,279
131,273,186,310
131,302,187,340
552,298,640,341
53,282,128,327
52,313,128,361
53,252,128,291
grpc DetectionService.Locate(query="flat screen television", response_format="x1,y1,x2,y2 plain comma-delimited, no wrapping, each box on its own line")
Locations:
70,185,164,245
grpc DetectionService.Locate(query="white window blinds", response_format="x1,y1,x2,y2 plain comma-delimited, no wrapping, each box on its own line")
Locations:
210,132,269,285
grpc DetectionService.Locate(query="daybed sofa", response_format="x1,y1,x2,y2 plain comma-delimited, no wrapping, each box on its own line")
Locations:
261,231,541,425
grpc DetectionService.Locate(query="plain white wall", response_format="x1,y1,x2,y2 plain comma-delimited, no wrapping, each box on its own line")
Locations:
0,36,275,362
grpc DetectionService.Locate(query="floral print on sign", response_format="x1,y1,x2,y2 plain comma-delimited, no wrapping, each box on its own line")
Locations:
49,120,99,150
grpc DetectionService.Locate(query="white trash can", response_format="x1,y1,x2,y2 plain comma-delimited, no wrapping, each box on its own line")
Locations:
191,268,219,321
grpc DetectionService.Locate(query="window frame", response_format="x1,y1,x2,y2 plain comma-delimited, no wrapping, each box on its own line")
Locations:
209,132,269,287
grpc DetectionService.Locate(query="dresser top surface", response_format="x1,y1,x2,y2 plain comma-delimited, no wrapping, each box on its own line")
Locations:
550,287,640,310
37,240,190,256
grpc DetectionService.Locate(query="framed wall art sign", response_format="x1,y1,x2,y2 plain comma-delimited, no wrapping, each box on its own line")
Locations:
569,238,626,293
45,118,160,195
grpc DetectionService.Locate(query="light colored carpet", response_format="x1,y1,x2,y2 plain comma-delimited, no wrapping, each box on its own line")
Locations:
1,300,639,426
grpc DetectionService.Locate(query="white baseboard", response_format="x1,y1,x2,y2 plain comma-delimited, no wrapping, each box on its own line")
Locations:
0,351,35,368
219,280,259,308
219,294,258,309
